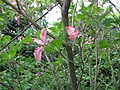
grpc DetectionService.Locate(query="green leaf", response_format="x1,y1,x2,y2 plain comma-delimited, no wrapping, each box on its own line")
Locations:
99,39,109,49
99,13,107,21
9,46,17,58
103,18,115,26
21,34,32,43
50,33,63,51
80,3,87,19
36,31,41,37
44,45,56,53
1,36,11,43
1,53,10,59
49,27,57,33
88,3,94,12
44,33,63,53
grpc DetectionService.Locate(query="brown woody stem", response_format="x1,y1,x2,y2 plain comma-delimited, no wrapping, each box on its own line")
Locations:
62,0,78,90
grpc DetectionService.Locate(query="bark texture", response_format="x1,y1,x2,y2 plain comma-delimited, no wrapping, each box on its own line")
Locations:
61,0,78,90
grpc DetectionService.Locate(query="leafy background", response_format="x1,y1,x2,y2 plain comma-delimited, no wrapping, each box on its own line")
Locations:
0,0,120,90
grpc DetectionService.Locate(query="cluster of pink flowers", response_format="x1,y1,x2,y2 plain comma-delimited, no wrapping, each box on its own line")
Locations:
32,26,94,62
32,28,47,61
33,26,81,61
65,26,81,42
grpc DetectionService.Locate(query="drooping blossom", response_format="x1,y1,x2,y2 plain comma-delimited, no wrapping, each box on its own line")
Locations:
65,26,81,42
32,28,47,45
33,28,47,61
34,46,44,61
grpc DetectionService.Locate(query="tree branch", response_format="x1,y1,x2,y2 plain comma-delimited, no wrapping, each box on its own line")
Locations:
2,0,60,41
72,0,78,26
61,0,78,90
2,0,41,29
15,0,20,10
62,0,71,29
108,0,120,13
94,38,99,90
56,0,63,7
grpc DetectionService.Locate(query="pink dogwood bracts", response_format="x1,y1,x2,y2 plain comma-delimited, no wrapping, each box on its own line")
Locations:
65,26,81,42
32,28,47,61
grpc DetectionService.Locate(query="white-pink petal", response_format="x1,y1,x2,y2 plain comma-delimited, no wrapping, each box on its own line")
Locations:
32,38,44,45
65,26,81,42
34,46,44,61
40,28,47,43
65,26,75,35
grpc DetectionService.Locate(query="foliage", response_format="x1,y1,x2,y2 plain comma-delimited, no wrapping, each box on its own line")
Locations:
0,0,120,90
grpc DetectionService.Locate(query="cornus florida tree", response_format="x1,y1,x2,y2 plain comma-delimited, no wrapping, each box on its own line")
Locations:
32,28,47,61
1,0,119,90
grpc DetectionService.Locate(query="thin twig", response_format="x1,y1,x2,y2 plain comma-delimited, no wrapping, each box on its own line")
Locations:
94,38,99,90
56,0,63,7
72,0,78,26
108,0,120,13
44,52,60,90
15,0,20,10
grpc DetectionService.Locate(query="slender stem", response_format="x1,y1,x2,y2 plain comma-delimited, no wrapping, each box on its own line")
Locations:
44,52,60,90
89,59,92,90
107,47,115,85
72,0,78,26
77,50,84,90
94,38,99,90
56,0,63,7
14,63,22,90
108,0,120,13
107,29,115,86
15,0,20,10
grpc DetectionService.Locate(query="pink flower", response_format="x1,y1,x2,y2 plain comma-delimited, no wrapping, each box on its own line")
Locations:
65,26,81,42
32,28,47,45
34,46,44,61
33,28,47,61
11,0,16,5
